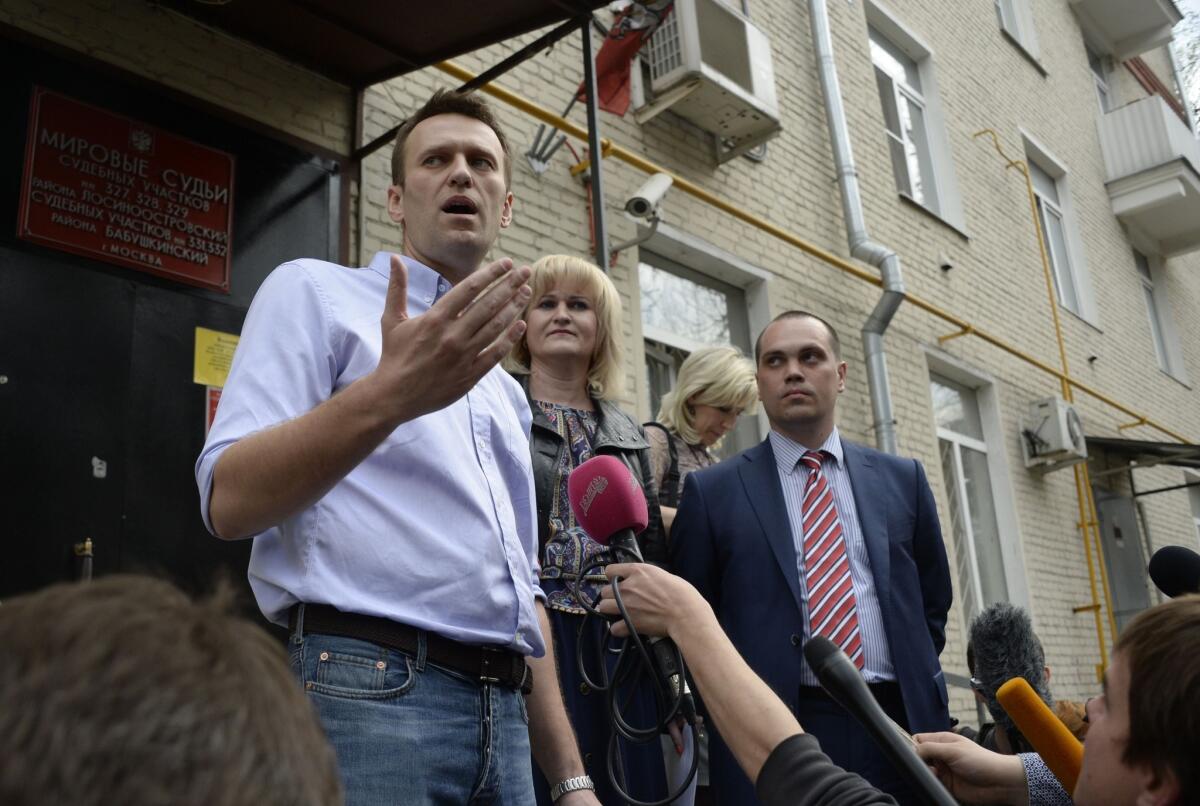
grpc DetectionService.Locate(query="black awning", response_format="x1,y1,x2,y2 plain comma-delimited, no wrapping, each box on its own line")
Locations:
1086,436,1200,471
157,0,607,89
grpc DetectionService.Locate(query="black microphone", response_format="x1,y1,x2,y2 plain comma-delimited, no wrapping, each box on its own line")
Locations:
804,637,957,806
1148,545,1200,598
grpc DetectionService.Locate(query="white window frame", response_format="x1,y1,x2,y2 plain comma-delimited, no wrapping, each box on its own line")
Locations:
1132,247,1189,383
1135,250,1169,372
995,0,1040,59
865,2,966,232
1087,44,1112,113
938,418,994,618
1021,131,1100,326
1187,471,1200,549
924,350,1030,612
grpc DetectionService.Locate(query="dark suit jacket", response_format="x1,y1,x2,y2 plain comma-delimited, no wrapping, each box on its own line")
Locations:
670,436,952,803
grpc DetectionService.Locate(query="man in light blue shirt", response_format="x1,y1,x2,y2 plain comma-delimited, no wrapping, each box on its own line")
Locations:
196,90,599,805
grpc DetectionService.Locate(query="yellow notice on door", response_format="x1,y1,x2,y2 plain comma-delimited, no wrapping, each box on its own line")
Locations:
194,327,240,388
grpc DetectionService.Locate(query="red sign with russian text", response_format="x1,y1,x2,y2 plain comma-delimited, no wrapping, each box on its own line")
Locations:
18,87,235,292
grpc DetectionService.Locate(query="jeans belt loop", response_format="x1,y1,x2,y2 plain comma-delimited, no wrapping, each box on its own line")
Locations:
413,630,428,672
291,602,306,645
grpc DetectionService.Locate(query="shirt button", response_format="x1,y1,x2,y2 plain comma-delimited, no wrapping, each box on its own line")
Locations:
790,634,802,647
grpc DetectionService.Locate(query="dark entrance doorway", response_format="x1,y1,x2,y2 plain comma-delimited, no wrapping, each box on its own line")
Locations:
0,37,342,623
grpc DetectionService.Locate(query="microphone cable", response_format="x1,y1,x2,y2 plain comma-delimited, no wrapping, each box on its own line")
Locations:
570,546,699,806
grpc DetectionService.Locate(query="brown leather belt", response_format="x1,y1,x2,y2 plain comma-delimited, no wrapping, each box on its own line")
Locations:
291,604,532,695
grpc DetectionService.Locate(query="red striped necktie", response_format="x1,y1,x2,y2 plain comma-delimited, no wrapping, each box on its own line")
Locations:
800,450,864,670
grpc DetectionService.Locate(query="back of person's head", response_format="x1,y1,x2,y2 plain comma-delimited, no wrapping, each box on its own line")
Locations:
1115,593,1200,803
968,603,1051,734
0,575,342,806
657,345,757,448
505,253,624,399
391,88,512,188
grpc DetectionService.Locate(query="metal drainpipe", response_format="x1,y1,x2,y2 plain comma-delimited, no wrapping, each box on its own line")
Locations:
810,0,903,454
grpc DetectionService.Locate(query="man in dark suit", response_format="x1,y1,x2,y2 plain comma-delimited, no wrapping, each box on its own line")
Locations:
670,310,952,805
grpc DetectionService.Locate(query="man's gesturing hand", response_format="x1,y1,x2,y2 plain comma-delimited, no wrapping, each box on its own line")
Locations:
373,254,531,423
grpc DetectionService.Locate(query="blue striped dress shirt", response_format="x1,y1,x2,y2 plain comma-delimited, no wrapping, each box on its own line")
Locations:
769,428,896,685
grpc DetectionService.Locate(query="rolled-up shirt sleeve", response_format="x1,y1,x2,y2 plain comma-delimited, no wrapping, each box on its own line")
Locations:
194,262,336,535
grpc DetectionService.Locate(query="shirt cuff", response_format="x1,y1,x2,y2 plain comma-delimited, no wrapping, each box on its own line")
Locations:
1019,753,1073,806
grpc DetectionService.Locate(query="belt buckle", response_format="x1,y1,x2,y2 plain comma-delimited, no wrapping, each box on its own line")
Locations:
479,646,504,685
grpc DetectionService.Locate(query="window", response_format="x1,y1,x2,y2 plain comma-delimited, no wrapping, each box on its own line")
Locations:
995,0,1040,58
931,374,1009,627
870,27,939,212
863,8,965,231
1028,160,1083,316
1087,45,1112,113
639,253,756,458
1133,250,1187,380
1135,251,1169,372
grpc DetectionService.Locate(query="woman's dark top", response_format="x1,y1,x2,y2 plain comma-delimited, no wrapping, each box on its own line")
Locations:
523,379,667,565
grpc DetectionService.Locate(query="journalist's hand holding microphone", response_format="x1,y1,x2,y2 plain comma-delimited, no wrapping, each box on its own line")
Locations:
597,563,803,785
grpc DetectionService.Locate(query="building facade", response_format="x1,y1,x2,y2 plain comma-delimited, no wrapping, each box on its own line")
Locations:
3,0,1198,727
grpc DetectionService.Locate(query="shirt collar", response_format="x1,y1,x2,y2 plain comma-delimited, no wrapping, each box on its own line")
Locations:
368,252,451,306
769,426,843,476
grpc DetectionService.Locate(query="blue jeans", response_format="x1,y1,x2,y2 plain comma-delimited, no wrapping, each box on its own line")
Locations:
290,611,535,805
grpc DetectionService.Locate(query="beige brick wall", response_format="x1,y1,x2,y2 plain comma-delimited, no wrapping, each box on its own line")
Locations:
12,0,1199,730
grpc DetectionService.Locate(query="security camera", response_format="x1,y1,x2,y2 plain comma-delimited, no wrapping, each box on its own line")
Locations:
625,173,674,219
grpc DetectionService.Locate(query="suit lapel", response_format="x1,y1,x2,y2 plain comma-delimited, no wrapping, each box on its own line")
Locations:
842,441,891,606
738,440,806,615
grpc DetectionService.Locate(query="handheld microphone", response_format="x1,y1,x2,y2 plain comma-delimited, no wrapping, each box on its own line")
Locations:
804,637,957,806
1148,545,1200,598
568,455,649,562
568,455,696,723
996,677,1082,794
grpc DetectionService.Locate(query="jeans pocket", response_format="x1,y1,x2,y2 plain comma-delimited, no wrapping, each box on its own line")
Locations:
306,640,417,701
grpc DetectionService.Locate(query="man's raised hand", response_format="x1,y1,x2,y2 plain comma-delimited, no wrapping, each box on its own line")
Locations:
373,253,530,423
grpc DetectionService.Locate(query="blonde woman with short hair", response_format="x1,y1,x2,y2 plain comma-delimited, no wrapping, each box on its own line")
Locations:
506,254,675,805
646,346,757,533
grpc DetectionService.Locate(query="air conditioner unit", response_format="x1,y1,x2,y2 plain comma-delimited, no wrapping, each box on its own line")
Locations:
1020,397,1088,471
640,0,781,160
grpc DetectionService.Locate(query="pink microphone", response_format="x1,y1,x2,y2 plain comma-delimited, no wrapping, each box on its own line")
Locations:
567,455,648,557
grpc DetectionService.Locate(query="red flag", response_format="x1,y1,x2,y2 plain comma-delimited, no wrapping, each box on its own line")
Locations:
579,2,672,116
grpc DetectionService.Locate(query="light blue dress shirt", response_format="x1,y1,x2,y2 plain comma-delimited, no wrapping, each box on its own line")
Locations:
195,252,546,657
769,427,896,685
